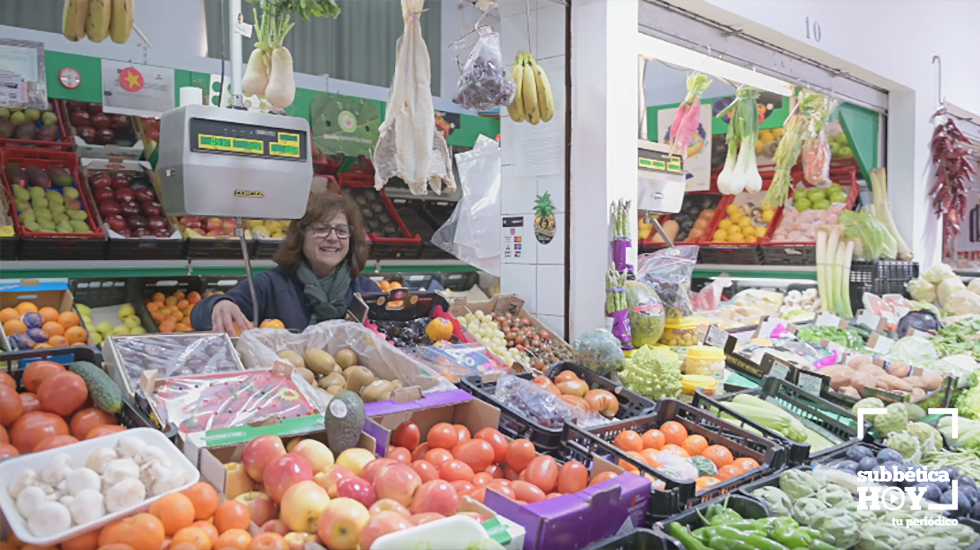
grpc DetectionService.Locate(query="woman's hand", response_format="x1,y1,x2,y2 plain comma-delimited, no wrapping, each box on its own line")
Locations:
211,300,253,336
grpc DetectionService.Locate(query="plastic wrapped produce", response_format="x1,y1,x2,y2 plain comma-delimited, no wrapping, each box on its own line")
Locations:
107,333,243,395
451,28,515,112
572,329,626,376
624,280,664,348
494,374,604,430
636,245,697,320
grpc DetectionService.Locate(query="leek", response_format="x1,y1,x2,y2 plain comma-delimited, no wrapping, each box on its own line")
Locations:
871,167,912,260
716,87,760,194
840,238,856,318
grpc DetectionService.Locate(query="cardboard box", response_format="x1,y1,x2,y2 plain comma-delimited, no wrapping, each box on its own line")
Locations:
450,294,571,354
356,289,452,323
0,279,93,347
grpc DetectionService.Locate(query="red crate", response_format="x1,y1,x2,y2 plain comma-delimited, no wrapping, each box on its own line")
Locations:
1,149,106,260
339,173,422,259
697,170,777,265
0,99,73,151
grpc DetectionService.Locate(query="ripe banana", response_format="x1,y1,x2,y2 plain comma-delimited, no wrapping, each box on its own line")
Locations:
62,0,89,42
507,52,526,123
109,0,134,44
531,56,555,123
86,0,112,43
522,53,540,125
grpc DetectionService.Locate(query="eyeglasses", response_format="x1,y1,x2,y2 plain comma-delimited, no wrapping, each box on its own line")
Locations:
308,223,352,239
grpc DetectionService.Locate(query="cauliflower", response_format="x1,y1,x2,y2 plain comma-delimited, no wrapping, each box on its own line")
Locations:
937,278,967,308
969,278,980,296
907,278,937,302
617,345,682,401
923,263,958,284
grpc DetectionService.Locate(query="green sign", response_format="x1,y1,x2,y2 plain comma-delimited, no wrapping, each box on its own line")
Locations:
310,93,381,157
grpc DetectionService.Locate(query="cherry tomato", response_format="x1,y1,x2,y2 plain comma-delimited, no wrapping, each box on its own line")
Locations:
523,455,558,494
85,425,127,439
424,448,454,468
10,411,69,454
410,460,440,483
505,439,536,472
453,425,471,445
33,434,79,452
427,423,458,450
511,480,546,503
589,471,618,487
22,361,65,393
557,460,589,494
451,439,495,473
0,384,24,427
37,371,88,417
387,446,412,465
392,421,420,451
69,407,118,439
474,428,509,464
439,459,475,483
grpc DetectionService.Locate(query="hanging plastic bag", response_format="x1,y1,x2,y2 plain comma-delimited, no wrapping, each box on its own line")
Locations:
451,27,516,112
637,246,699,320
800,91,838,187
432,135,501,276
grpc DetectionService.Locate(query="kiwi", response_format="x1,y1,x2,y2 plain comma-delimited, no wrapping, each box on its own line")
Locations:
296,367,316,385
304,348,337,375
342,366,374,395
318,372,346,390
326,385,344,396
335,349,358,369
277,350,305,370
360,380,395,403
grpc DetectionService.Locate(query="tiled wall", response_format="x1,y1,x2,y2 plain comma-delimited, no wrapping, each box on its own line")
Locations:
497,0,567,338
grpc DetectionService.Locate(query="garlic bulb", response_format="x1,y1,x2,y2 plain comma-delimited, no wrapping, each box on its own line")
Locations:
41,453,73,485
28,501,72,537
69,489,105,524
104,478,145,513
85,447,117,474
116,437,147,459
66,468,101,496
9,469,37,499
102,459,140,487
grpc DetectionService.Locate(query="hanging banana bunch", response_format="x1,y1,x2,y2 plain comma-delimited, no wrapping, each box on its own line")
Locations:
507,51,554,125
63,0,134,44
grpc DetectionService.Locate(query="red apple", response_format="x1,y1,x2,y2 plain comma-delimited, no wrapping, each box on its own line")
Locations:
410,480,459,517
95,128,115,145
205,229,224,237
126,215,147,230
318,497,370,550
206,217,223,231
94,188,115,202
110,115,130,131
132,227,151,237
134,187,155,202
110,174,130,189
336,476,375,508
87,103,102,114
89,172,111,188
222,220,237,234
261,519,290,536
141,117,160,130
115,227,131,237
373,463,421,508
292,439,335,474
66,101,86,112
283,532,318,550
368,499,412,519
314,464,354,499
182,217,202,229
147,216,167,230
70,110,91,127
99,200,121,217
121,203,140,218
140,201,162,217
242,435,287,482
361,458,397,484
234,491,278,526
411,513,445,526
153,228,172,239
263,453,313,503
280,480,330,534
115,188,136,203
359,512,411,550
106,214,127,232
91,113,111,131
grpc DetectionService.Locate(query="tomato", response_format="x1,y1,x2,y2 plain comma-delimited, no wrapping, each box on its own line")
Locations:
505,439,536,472
423,448,454,468
472,472,493,487
411,442,431,462
10,411,69,454
0,442,18,458
589,471,618,487
20,392,40,414
0,371,15,390
504,466,521,481
86,425,127,439
37,371,88,417
485,464,505,479
392,421,420,451
410,460,440,483
70,407,119,439
0,384,24,427
486,480,515,500
427,423,458,450
22,360,65,393
451,439,495,473
439,459,475,483
557,460,588,494
34,434,79,452
523,455,558,493
0,425,8,444
387,446,412,465
463,485,487,503
450,480,474,494
474,428,508,464
511,480,545,503
453,425,471,444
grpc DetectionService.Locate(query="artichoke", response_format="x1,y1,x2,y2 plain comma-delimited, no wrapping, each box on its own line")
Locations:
874,402,910,437
791,497,831,525
779,468,827,500
921,524,980,545
857,523,911,550
808,508,860,548
817,483,855,506
835,499,877,524
907,422,942,453
897,537,963,550
886,431,923,462
751,486,792,516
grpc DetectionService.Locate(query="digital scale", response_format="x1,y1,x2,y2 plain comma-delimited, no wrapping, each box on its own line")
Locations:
636,139,686,246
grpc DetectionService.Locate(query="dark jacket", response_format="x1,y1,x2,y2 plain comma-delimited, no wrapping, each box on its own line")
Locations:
190,265,381,331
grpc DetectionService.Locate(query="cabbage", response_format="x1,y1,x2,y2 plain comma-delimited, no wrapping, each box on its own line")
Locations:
923,263,958,284
937,278,967,308
886,431,922,462
873,402,910,437
885,337,939,365
907,277,937,302
970,278,980,295
945,290,980,316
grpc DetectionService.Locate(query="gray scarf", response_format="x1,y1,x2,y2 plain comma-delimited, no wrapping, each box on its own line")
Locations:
296,261,352,324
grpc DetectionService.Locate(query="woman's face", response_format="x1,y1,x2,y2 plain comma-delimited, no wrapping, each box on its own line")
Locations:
303,212,350,274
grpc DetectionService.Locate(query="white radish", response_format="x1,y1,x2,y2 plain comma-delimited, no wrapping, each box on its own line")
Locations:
265,46,295,109
242,48,270,96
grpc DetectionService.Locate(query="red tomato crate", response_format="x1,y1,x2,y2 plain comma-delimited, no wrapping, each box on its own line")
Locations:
0,100,74,151
1,149,106,260
339,173,422,260
759,167,859,266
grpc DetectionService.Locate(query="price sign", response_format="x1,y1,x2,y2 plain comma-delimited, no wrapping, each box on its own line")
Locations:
0,71,26,108
797,371,826,397
704,325,731,349
855,310,885,331
816,312,843,328
769,360,791,381
868,333,895,354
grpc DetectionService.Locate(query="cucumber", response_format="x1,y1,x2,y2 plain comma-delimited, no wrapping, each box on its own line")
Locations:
69,360,123,413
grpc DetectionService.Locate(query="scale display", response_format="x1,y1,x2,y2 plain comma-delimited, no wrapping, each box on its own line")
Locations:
189,118,307,161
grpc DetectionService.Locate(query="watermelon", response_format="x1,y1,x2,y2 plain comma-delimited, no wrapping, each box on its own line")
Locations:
572,329,626,376
625,280,665,348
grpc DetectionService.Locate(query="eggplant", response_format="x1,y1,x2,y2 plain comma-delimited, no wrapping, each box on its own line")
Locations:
833,460,859,474
939,466,961,480
845,445,875,461
922,482,943,502
858,456,879,472
961,477,977,490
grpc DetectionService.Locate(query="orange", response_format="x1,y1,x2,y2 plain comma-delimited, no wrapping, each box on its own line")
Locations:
425,318,454,341
146,302,160,312
214,529,251,550
640,429,665,450
618,451,644,474
160,307,172,316
48,335,69,347
159,320,176,333
152,311,167,323
613,430,643,453
171,311,184,322
695,476,721,491
660,444,690,458
191,521,219,546
379,280,391,292
98,544,136,550
153,292,166,303
639,448,663,467
3,320,27,335
183,482,219,520
246,532,287,550
660,421,688,446
715,464,744,481
0,308,19,323
15,302,37,315
389,281,403,290
733,457,760,472
66,326,88,344
150,493,196,535
171,527,212,550
38,307,60,322
187,291,202,305
165,296,178,307
259,319,285,329
33,343,51,349
176,323,192,332
680,435,709,457
213,500,250,534
177,299,189,310
42,321,65,337
61,530,100,550
98,520,124,547
58,311,81,328
106,513,166,550
174,291,186,300
702,445,734,469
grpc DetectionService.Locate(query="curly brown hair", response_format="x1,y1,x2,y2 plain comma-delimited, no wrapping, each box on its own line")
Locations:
273,193,369,276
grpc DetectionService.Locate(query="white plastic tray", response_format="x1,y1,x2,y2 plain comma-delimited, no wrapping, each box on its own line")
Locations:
371,515,486,550
0,428,199,547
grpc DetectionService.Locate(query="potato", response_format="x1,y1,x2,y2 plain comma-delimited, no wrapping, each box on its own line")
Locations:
850,371,877,393
821,365,855,391
277,350,305,369
304,348,337,376
839,386,861,399
885,361,912,378
921,373,944,391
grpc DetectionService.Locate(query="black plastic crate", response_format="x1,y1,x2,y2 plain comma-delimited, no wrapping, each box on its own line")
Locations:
69,278,159,334
698,245,763,265
439,272,479,292
0,236,17,260
545,361,657,416
760,243,815,266
184,236,249,259
251,236,282,260
584,529,666,550
696,376,869,464
849,260,918,306
652,493,770,549
563,399,784,519
107,235,184,260
421,241,455,259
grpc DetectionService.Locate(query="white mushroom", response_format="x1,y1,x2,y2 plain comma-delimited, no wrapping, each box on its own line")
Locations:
60,495,74,509
9,469,38,499
69,489,105,524
28,501,72,537
46,489,64,502
66,468,101,496
38,483,54,494
115,436,146,459
41,453,73,485
85,447,117,474
139,461,169,487
134,445,170,468
150,469,185,496
102,458,140,487
104,478,145,513
17,486,46,519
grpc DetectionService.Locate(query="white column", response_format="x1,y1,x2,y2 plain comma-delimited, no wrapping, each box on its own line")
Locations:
568,0,638,339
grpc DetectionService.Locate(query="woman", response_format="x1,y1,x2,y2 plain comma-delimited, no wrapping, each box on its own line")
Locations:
191,193,381,335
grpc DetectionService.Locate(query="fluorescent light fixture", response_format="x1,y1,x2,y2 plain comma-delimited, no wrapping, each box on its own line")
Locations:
637,34,796,97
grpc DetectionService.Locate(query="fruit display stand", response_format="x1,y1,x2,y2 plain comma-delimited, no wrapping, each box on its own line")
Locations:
638,192,723,253
341,173,423,260
248,220,290,260
174,216,254,260
0,100,74,151
69,277,158,342
697,175,777,265
0,279,95,349
57,101,145,160
1,149,106,260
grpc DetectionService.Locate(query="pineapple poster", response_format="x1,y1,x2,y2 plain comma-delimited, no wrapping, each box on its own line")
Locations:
534,192,556,244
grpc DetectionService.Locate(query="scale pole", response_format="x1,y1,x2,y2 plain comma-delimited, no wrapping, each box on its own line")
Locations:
228,0,244,108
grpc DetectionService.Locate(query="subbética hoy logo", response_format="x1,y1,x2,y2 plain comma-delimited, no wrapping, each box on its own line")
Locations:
854,407,959,513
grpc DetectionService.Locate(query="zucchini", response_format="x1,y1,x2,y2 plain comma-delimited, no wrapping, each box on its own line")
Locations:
69,360,123,414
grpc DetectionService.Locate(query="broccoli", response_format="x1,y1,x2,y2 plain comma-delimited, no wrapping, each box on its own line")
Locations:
618,345,682,401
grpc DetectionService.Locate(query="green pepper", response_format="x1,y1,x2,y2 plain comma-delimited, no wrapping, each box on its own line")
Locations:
669,522,710,550
769,527,811,548
708,540,757,550
712,526,790,550
713,520,765,532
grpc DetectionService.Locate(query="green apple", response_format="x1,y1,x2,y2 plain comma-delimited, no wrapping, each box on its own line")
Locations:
9,111,25,126
24,109,40,122
813,200,831,211
829,192,848,203
96,321,114,335
0,107,9,118
123,315,142,329
129,326,147,335
111,325,131,336
41,111,58,126
795,198,812,211
807,189,827,202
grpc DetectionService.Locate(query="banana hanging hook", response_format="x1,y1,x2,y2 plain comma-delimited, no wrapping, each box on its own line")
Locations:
933,55,944,105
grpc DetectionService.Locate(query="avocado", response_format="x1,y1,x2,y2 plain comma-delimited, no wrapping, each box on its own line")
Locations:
70,360,123,413
324,390,366,456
